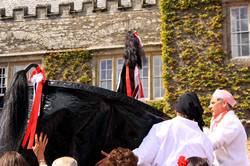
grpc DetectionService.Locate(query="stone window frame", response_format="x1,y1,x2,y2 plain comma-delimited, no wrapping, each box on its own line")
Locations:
223,1,250,66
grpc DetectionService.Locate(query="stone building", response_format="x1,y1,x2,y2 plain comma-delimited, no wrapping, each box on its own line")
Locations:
0,0,249,108
0,0,164,107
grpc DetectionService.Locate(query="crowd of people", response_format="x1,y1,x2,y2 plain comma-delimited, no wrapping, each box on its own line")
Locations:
0,89,248,166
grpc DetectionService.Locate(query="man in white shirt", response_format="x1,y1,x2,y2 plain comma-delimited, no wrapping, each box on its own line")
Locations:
133,92,213,166
208,89,249,166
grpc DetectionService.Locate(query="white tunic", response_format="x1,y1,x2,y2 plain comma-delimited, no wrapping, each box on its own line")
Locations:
208,111,249,166
133,116,214,166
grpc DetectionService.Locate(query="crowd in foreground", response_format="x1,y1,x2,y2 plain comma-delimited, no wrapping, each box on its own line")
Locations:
0,89,249,166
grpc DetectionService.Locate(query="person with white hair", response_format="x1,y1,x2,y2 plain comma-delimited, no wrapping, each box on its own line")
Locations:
208,89,249,165
52,156,78,166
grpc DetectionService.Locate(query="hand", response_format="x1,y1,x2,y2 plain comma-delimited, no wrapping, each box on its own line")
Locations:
95,151,110,166
32,132,48,164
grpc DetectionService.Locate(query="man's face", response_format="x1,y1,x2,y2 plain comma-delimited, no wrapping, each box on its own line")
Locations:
209,97,227,117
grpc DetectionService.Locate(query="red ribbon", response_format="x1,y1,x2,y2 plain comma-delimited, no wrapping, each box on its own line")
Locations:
22,66,46,149
178,155,189,166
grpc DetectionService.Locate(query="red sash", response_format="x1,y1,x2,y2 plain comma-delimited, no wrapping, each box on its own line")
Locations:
22,66,46,149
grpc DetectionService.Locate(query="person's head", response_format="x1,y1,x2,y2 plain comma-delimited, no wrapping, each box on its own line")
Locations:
175,92,205,131
52,156,78,166
0,151,29,166
187,157,208,166
178,156,208,166
103,147,138,166
209,89,236,117
124,30,145,68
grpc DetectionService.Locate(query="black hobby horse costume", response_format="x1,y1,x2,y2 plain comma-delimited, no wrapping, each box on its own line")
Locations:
0,64,167,166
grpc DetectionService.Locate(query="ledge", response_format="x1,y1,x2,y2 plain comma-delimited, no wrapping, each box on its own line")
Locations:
231,56,250,66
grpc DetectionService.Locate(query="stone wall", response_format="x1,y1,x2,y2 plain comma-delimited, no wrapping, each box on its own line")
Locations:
0,0,88,16
0,0,161,55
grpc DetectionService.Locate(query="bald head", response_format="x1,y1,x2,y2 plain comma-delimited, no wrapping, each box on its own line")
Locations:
52,157,78,166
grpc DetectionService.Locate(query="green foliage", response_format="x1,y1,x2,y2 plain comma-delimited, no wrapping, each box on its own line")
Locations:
44,50,93,84
160,0,250,125
147,100,175,118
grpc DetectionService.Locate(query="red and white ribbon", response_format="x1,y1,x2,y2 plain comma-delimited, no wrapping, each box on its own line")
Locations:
22,66,46,149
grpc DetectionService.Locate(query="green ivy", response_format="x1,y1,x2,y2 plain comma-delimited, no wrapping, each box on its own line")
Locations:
159,0,250,125
44,50,93,84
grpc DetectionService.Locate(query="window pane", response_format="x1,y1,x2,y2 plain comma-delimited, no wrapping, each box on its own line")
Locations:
236,20,240,32
242,45,250,56
154,87,160,98
231,8,239,20
153,56,164,98
241,20,248,32
155,78,160,87
101,71,106,79
142,78,148,98
241,33,249,44
231,45,239,57
107,70,112,79
107,80,112,90
231,34,238,45
231,20,238,33
101,61,106,69
107,60,112,69
240,7,248,19
140,57,148,98
116,59,124,85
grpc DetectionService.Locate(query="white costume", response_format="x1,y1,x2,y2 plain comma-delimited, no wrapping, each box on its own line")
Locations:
133,116,213,166
209,110,249,166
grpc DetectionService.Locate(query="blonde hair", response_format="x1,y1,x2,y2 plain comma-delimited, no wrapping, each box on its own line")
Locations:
52,157,77,166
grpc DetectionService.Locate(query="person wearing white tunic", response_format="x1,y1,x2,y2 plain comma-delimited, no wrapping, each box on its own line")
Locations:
133,92,214,166
207,89,249,166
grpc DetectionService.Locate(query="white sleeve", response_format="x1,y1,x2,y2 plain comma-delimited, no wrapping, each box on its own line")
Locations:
133,125,161,166
209,119,240,150
203,137,214,166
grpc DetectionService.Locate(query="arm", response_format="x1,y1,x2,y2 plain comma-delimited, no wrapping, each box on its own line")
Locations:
32,132,48,166
133,125,161,166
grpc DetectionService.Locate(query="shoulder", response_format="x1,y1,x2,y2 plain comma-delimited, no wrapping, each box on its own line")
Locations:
223,111,242,125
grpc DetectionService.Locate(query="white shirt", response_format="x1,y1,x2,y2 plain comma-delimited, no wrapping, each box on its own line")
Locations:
133,116,213,166
208,111,249,166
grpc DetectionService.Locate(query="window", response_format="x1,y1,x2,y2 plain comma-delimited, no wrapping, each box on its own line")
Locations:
119,0,131,7
0,67,7,96
153,56,164,98
97,53,164,100
0,67,7,108
99,59,112,90
96,0,106,9
116,58,124,88
140,57,149,98
230,6,250,57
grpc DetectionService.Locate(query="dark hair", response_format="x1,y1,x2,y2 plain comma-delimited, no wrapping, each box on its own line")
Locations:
0,70,29,152
106,147,138,166
124,31,145,69
187,157,208,166
175,92,205,131
0,151,29,166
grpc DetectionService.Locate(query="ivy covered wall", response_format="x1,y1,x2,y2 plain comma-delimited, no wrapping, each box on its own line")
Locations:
159,0,250,124
44,50,93,84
